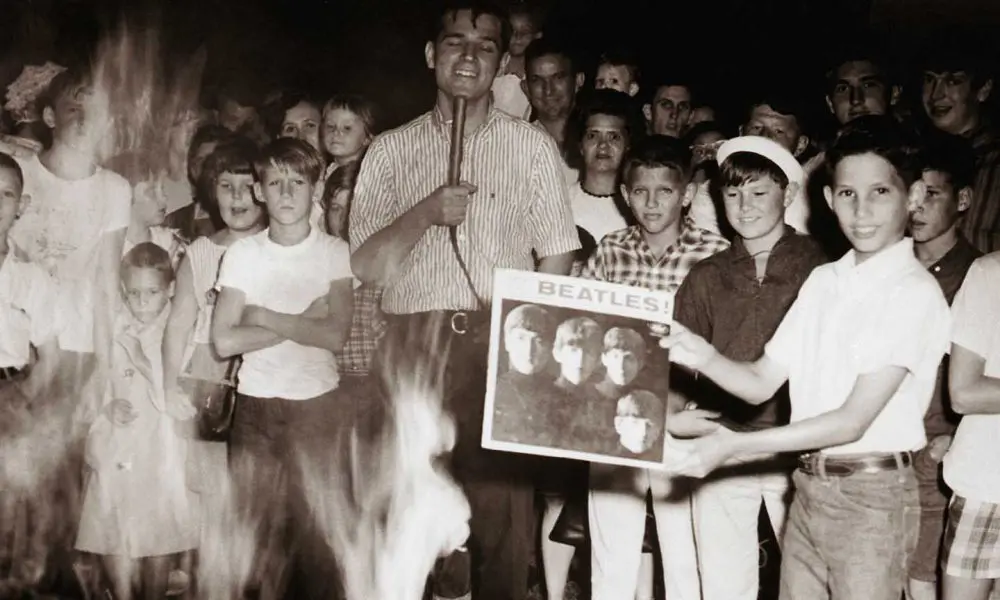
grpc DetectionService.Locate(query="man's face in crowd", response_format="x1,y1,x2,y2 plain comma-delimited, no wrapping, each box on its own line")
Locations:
595,64,638,97
826,60,895,125
922,70,993,136
909,169,970,244
644,85,692,138
523,53,581,121
743,104,808,157
426,9,503,103
580,113,628,175
505,326,551,375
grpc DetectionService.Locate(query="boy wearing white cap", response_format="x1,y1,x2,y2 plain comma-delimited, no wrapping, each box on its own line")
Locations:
661,115,952,599
670,136,828,600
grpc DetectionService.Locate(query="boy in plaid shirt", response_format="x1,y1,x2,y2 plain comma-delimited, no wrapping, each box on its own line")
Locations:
581,135,729,600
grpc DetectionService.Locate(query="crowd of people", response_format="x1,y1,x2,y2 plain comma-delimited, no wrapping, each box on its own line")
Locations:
0,0,999,599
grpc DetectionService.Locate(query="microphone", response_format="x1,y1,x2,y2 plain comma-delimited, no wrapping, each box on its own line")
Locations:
447,95,468,188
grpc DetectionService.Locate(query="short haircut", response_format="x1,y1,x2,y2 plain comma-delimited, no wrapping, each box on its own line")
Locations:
621,135,692,188
188,124,234,176
746,87,807,129
917,28,995,90
554,317,603,352
39,65,93,112
823,33,894,94
717,151,790,190
524,35,578,75
825,114,923,188
683,120,729,146
215,77,261,110
253,137,324,185
0,153,25,190
603,327,645,356
508,1,546,27
596,49,641,84
643,73,695,107
429,0,509,53
576,89,642,144
121,242,175,285
198,136,260,226
920,129,977,192
503,303,554,339
321,94,379,137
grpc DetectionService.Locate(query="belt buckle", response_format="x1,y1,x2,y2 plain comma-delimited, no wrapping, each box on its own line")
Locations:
450,311,469,335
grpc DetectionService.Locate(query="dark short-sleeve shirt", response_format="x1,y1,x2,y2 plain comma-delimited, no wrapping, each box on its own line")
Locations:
673,231,828,430
923,235,983,438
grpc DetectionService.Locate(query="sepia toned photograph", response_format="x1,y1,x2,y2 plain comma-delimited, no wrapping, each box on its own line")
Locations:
482,269,674,469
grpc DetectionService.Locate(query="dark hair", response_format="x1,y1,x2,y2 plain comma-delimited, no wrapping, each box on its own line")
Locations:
643,73,695,107
261,89,321,139
187,124,234,180
253,137,324,185
746,88,806,128
322,94,379,138
596,49,641,86
575,89,642,145
823,33,895,95
621,135,692,187
825,114,923,188
430,0,510,53
683,121,728,146
508,1,546,28
38,65,93,113
215,77,262,110
198,136,259,228
716,151,790,190
322,161,361,241
0,153,25,190
121,242,175,285
920,129,977,191
917,28,996,91
524,35,578,75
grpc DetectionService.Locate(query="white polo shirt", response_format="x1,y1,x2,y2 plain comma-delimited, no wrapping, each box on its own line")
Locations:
764,238,951,455
943,252,1000,502
216,227,355,400
0,252,56,368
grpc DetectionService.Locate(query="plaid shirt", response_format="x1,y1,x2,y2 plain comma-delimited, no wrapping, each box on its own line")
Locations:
580,217,730,293
334,283,386,376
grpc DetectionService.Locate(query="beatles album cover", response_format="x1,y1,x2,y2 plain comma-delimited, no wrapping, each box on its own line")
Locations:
482,269,675,470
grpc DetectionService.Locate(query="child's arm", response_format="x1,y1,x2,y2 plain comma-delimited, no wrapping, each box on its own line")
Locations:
950,343,1000,415
242,278,355,353
162,256,198,391
211,286,285,358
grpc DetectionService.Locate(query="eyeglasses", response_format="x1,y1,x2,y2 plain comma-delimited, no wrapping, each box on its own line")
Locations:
690,139,726,161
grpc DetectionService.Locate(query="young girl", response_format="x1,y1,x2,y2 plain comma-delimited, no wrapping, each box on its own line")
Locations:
122,171,188,270
491,4,543,119
161,137,264,540
322,161,384,381
76,242,197,600
315,95,376,230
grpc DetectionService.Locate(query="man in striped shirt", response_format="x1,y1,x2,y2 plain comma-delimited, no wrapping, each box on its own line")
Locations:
349,2,579,599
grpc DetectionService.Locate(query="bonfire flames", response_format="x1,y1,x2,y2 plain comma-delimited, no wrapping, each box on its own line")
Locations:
1,17,471,597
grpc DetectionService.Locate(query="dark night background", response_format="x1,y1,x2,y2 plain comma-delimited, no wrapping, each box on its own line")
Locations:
2,0,1000,136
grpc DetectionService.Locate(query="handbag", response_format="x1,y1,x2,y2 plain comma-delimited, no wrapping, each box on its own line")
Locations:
182,356,240,442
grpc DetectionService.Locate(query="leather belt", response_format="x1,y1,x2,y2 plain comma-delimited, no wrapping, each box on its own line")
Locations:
797,451,913,478
0,366,26,381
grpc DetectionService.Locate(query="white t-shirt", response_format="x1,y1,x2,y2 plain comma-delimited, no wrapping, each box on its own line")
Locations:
215,227,354,400
764,238,951,455
10,155,131,352
943,252,1000,502
568,182,629,244
0,252,56,367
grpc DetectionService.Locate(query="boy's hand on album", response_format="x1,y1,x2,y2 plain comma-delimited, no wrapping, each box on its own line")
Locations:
106,399,139,426
164,388,197,421
667,408,722,439
658,322,717,371
421,182,478,227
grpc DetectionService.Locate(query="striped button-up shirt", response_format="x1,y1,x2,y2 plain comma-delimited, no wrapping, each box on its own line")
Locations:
580,217,730,293
350,107,580,314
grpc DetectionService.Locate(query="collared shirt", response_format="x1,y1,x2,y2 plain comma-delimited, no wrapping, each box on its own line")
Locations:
675,230,828,429
764,238,951,455
350,107,580,314
0,251,56,368
579,217,730,293
963,124,1000,253
943,251,1000,501
922,235,983,438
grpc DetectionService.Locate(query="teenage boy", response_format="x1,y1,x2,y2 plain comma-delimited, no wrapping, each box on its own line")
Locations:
824,39,900,126
594,50,640,97
939,250,1000,600
672,136,828,600
643,77,694,139
213,137,355,600
581,135,729,600
661,115,952,600
919,33,1000,254
569,89,637,245
907,131,983,600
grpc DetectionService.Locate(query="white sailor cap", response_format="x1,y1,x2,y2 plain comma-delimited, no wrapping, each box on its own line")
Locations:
716,136,805,186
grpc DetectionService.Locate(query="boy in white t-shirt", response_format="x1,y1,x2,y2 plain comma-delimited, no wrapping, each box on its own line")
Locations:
212,137,355,600
661,115,952,599
940,250,1000,599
